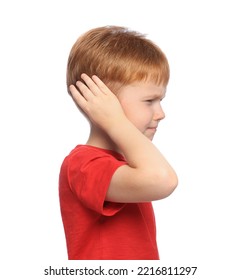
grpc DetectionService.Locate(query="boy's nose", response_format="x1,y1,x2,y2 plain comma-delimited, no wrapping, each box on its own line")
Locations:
154,106,165,121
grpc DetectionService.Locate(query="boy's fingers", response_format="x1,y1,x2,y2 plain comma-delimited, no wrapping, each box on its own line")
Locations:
92,75,113,95
81,73,101,96
69,85,87,108
78,73,114,97
75,80,96,101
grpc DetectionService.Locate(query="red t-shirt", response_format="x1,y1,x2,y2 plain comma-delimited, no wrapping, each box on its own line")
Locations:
59,145,159,260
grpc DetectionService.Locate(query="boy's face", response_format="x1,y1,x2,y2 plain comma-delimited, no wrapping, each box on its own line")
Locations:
117,82,166,141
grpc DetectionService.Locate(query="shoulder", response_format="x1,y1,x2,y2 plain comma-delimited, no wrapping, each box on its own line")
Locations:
68,145,125,162
61,145,126,175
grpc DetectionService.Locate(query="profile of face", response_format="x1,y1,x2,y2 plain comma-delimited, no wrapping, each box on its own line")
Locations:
117,81,166,140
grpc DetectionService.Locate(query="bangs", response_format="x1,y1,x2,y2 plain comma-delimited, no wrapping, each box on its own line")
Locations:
124,58,170,86
100,49,170,90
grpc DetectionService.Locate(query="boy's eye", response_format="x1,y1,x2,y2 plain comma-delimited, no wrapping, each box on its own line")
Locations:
145,99,162,103
144,97,164,104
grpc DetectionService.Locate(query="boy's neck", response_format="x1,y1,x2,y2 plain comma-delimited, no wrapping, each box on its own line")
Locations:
86,125,122,154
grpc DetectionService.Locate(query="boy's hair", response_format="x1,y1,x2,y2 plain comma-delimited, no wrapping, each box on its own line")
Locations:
67,26,169,93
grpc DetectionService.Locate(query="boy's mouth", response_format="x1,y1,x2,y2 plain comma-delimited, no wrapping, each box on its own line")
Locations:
147,127,157,132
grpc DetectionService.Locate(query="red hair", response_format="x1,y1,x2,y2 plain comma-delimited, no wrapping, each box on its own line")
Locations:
67,26,169,93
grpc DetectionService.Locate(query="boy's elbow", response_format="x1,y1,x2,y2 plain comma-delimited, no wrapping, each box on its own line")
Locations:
163,171,178,198
151,169,178,200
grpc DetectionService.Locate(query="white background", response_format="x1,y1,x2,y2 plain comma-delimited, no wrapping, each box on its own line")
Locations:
0,0,240,279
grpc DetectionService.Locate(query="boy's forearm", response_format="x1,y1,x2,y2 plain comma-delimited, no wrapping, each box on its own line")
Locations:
107,116,176,178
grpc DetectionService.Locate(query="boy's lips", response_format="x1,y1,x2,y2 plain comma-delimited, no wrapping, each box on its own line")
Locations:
147,127,157,132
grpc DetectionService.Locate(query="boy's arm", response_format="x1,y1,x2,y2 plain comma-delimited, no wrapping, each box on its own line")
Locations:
70,74,178,203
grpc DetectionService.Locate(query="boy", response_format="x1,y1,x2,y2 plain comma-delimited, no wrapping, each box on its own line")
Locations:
59,26,178,260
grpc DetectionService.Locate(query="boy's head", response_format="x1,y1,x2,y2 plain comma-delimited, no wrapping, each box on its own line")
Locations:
66,26,169,94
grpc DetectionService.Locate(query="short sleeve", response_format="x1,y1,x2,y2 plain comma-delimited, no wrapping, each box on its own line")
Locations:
67,147,126,216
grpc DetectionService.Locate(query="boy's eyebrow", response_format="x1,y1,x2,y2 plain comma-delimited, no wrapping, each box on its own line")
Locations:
144,91,166,99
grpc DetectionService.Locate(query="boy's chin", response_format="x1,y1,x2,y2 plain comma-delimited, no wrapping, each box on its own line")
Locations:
145,134,154,141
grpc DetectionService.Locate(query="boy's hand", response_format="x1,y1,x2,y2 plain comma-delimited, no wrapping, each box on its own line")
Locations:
69,74,126,131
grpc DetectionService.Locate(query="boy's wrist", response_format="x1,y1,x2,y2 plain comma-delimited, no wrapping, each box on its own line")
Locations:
105,116,140,148
101,114,130,136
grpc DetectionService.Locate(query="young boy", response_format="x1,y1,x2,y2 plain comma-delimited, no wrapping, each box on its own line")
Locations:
59,26,178,260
